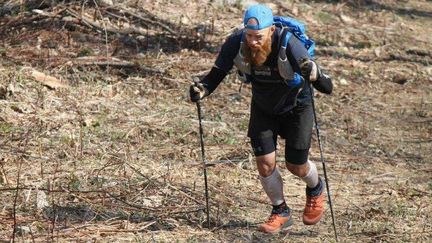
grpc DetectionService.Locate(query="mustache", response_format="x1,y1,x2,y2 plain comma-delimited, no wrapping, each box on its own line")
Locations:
243,38,272,66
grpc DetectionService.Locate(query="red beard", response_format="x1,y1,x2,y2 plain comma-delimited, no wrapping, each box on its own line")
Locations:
244,37,272,66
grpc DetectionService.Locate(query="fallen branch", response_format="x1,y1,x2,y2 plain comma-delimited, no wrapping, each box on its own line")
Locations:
66,8,133,35
72,56,165,74
410,118,432,124
167,184,203,205
97,220,157,233
66,8,154,38
0,0,50,17
27,68,68,89
111,6,177,36
104,191,158,212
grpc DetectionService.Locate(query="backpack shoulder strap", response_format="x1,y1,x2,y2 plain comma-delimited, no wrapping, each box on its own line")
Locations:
278,27,293,49
240,29,245,42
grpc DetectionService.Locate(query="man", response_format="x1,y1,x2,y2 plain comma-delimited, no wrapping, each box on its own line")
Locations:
189,4,333,233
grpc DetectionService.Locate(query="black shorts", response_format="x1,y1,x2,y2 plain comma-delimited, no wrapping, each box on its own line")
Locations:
247,101,314,164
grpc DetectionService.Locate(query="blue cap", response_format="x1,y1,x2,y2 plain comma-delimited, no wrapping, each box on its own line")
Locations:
243,4,273,30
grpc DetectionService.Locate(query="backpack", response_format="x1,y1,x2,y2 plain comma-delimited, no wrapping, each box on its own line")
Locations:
273,16,315,58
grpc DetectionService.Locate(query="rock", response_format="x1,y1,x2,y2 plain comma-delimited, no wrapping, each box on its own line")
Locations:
15,226,31,236
36,190,49,210
62,16,78,23
7,83,14,95
425,67,432,76
392,74,409,85
339,13,354,24
83,118,100,127
98,0,113,6
334,137,350,146
339,78,349,85
180,15,191,25
374,47,381,57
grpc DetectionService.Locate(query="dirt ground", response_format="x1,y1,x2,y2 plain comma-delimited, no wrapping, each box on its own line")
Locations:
0,0,431,242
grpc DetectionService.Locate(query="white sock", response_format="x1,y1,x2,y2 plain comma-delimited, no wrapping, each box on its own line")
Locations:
259,168,285,206
301,160,319,188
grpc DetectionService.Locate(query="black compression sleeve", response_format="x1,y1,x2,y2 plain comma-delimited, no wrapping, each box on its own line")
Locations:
312,72,333,94
200,67,228,94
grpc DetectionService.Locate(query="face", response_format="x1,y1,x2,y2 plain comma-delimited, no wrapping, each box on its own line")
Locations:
244,19,275,50
245,28,273,50
243,19,275,66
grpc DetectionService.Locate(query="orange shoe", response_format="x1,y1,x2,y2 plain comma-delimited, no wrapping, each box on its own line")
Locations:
258,207,292,233
303,181,325,225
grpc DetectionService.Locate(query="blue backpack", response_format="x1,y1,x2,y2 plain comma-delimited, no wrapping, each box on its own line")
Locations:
273,16,315,58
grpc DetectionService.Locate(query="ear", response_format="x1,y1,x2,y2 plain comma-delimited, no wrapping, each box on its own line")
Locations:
270,25,276,34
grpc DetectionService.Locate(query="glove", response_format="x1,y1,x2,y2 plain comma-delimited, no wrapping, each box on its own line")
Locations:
299,57,321,82
189,82,208,102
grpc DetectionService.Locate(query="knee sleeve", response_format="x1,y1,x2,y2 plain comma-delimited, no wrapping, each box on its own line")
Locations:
285,147,309,165
251,131,277,156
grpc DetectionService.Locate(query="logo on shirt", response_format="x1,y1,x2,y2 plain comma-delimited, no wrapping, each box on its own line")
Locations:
253,66,272,76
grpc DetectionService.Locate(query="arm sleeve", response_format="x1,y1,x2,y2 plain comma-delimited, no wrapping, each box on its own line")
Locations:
214,33,241,73
200,67,228,95
312,72,333,94
201,32,241,95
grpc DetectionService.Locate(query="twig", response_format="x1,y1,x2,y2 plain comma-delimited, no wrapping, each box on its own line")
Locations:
349,230,432,238
366,172,395,182
0,187,106,193
0,161,9,185
123,161,153,182
187,158,248,167
110,6,178,36
66,7,169,40
77,109,84,158
97,220,157,233
104,191,158,211
162,207,204,216
67,8,119,34
211,218,259,232
11,128,32,242
11,158,23,243
92,0,110,73
72,56,165,74
167,184,202,205
410,118,432,123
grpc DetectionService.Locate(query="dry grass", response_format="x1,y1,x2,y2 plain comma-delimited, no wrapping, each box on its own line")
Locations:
0,0,431,242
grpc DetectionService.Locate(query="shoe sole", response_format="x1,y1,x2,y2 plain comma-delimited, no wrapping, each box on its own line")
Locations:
259,216,294,234
303,211,324,225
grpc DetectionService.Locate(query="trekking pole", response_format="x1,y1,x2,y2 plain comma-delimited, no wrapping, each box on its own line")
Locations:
196,100,211,228
308,82,338,242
